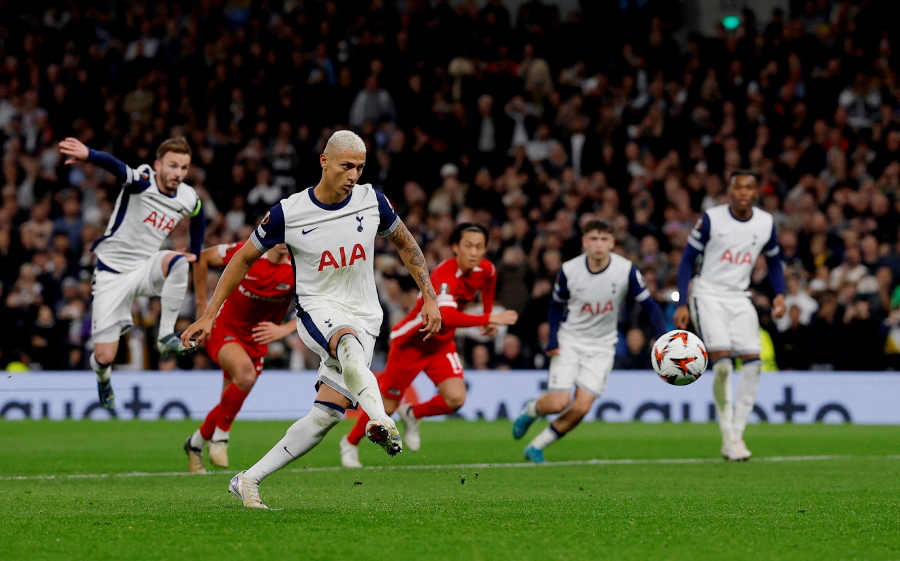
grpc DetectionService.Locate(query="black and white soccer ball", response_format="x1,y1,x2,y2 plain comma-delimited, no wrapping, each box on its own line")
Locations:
651,329,708,386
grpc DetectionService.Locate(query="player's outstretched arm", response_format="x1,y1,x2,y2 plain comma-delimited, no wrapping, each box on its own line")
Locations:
181,242,264,347
193,246,227,318
59,137,149,189
387,221,442,340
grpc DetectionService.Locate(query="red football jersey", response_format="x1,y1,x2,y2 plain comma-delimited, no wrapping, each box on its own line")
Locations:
212,242,295,342
390,257,496,350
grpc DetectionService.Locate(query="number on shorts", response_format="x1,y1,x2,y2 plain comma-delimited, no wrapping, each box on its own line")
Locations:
446,352,463,374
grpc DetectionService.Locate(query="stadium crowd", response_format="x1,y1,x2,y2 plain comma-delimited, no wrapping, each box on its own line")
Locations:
2,0,900,372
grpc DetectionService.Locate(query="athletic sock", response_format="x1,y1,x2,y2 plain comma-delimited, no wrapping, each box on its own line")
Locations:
733,359,761,441
335,335,386,421
412,394,453,418
712,357,734,446
244,402,344,482
529,424,563,450
217,383,249,432
90,352,111,383
347,413,369,446
159,256,188,337
189,428,207,450
199,405,220,440
527,399,539,418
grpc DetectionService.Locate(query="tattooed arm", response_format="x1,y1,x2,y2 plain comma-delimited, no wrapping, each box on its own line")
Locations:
387,220,442,340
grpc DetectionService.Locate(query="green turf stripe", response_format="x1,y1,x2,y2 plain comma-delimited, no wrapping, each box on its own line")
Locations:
3,454,899,481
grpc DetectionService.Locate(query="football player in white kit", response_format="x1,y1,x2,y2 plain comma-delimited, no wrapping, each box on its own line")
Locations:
513,219,667,462
673,170,785,461
58,137,205,412
181,131,441,509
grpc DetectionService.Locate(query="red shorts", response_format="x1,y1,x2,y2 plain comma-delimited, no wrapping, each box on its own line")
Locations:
206,328,266,379
378,343,464,400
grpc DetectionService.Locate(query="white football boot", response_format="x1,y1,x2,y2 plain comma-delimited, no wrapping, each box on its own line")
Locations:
366,416,403,456
184,437,206,474
731,438,752,461
229,471,269,509
397,404,421,452
721,442,745,462
340,435,363,468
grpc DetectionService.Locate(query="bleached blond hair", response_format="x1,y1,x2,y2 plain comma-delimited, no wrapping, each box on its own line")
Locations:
325,130,366,154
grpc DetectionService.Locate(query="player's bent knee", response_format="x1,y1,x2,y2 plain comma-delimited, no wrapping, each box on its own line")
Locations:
444,394,466,411
232,371,257,392
544,393,570,413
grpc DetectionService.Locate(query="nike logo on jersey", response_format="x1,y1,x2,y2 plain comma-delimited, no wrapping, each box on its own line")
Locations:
358,387,369,396
276,283,291,290
302,228,318,235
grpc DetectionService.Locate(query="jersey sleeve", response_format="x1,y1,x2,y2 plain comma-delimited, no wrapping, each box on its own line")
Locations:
87,149,152,193
628,265,651,302
481,261,497,315
762,222,780,257
551,268,569,304
686,213,711,252
250,203,286,250
375,189,400,236
218,242,245,265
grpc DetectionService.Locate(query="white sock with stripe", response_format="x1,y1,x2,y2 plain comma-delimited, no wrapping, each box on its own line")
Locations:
529,424,563,450
733,359,761,441
245,403,343,482
90,352,112,383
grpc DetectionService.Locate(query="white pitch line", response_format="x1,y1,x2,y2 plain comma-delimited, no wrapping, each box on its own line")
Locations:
2,454,899,482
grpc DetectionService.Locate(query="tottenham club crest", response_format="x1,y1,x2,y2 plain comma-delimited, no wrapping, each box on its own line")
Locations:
356,215,364,232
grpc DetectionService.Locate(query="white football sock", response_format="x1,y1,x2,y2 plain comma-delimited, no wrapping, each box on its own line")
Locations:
336,335,387,421
189,429,206,450
90,352,112,383
244,403,343,482
212,427,229,442
733,359,761,441
527,399,539,418
529,424,563,450
159,256,188,337
712,358,734,446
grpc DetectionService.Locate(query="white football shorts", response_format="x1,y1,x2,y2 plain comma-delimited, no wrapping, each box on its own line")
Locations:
688,292,761,355
547,339,615,398
91,251,168,343
295,306,377,408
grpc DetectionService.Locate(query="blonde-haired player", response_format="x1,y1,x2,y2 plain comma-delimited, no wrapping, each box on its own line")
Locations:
674,170,786,461
182,130,441,509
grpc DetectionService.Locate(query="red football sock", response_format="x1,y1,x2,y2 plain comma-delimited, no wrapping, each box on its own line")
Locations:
199,405,220,441
216,383,249,432
347,412,369,446
412,394,453,419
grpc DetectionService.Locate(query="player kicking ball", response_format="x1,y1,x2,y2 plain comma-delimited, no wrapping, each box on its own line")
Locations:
183,241,295,473
340,223,518,467
182,131,441,509
674,170,785,461
59,136,205,412
513,219,666,462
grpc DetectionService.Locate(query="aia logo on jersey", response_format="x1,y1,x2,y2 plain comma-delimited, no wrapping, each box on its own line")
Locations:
719,250,753,265
580,301,615,315
143,211,176,233
318,244,366,271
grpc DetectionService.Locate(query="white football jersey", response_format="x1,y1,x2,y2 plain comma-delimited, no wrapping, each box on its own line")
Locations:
553,253,650,351
251,183,400,338
92,164,201,273
687,204,778,296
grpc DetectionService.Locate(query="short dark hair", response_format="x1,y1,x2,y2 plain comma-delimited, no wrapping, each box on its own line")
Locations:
581,219,613,236
729,169,760,186
156,137,192,160
450,223,489,246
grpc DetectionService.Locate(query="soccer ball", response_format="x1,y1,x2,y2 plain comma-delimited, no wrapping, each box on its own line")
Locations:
651,330,708,386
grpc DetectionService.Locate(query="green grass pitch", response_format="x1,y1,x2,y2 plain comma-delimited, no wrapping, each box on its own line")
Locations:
1,419,899,561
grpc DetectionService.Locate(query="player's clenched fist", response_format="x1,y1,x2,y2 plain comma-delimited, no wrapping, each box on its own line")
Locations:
419,299,442,340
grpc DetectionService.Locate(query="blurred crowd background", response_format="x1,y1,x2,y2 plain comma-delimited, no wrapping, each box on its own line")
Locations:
3,0,900,372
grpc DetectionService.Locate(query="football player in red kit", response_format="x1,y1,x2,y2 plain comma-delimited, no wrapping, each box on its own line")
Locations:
184,241,295,473
339,223,518,467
